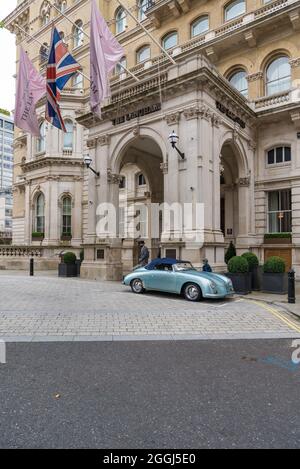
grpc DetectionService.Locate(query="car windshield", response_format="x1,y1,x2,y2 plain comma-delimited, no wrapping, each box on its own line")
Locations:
173,262,196,272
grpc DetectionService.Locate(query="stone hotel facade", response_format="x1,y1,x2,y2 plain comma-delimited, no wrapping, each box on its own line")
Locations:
2,0,300,278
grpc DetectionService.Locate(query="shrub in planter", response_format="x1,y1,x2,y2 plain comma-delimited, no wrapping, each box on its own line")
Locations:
59,252,78,277
262,256,287,294
225,241,236,265
32,232,44,241
264,233,292,245
226,256,251,294
242,252,260,291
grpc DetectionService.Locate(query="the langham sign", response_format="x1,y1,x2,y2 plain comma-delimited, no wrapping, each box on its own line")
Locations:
112,103,162,126
216,101,246,129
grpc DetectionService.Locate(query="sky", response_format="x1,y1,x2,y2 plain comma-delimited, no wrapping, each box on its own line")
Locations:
0,1,18,114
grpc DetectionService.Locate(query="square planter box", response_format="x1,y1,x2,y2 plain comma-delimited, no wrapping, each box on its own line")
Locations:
58,263,78,278
264,237,291,245
226,273,252,294
250,266,262,291
261,273,288,294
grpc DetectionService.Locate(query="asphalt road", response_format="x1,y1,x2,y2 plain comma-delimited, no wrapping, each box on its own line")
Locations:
0,339,299,449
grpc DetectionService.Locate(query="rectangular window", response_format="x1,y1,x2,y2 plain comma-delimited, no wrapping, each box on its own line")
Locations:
268,190,292,233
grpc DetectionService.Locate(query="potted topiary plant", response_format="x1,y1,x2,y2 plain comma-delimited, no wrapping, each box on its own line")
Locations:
225,241,236,265
226,256,251,294
262,256,288,294
58,251,78,278
242,252,260,291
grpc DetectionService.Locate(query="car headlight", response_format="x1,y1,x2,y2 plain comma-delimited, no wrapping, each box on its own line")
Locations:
209,281,217,290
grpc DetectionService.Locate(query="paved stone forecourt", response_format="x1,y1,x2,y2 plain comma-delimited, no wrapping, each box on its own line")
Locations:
0,272,299,342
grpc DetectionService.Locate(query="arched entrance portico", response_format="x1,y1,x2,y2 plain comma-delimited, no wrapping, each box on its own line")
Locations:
115,135,164,274
220,139,250,246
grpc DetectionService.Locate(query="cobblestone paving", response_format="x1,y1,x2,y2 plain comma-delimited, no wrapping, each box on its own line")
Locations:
0,274,299,341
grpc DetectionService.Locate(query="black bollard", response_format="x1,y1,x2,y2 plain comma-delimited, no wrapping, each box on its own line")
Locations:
30,258,34,277
288,269,295,304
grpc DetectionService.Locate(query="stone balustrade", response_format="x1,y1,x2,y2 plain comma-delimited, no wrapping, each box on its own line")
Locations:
0,246,43,258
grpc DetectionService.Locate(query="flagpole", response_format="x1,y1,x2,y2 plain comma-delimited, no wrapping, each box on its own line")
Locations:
14,23,91,83
115,0,177,65
49,1,140,82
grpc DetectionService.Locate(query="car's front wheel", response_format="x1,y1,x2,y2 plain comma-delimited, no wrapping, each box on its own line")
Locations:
183,283,202,302
130,278,145,294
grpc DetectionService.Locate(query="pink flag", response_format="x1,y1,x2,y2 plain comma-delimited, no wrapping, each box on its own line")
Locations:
14,47,46,136
90,0,124,115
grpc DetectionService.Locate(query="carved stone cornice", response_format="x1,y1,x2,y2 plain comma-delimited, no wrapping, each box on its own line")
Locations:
211,113,222,128
107,170,122,185
199,105,212,121
246,72,263,82
165,112,181,126
21,157,84,173
160,162,169,174
183,107,199,121
97,134,111,146
289,57,300,69
239,177,250,187
86,138,97,149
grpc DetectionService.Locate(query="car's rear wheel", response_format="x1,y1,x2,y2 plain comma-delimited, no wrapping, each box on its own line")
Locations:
183,283,202,302
131,278,145,294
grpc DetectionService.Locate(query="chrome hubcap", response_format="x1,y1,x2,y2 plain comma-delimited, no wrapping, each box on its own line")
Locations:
133,280,143,293
186,285,199,300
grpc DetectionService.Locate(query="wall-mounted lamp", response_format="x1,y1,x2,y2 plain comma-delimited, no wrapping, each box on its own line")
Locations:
83,155,100,177
168,131,185,160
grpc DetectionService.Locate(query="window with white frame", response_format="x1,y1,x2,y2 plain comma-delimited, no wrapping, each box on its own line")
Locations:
63,120,74,150
228,69,248,97
267,146,291,166
191,16,209,38
73,72,83,89
266,56,291,96
116,8,127,34
73,20,84,48
162,31,178,50
115,56,127,75
36,122,46,154
137,45,151,64
62,196,72,236
138,173,146,186
138,0,148,21
224,0,246,21
268,190,292,233
35,193,45,234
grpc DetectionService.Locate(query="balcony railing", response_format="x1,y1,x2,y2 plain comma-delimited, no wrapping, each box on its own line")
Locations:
0,246,43,258
252,90,291,110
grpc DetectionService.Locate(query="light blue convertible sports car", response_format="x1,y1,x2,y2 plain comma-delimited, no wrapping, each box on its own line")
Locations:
123,258,235,302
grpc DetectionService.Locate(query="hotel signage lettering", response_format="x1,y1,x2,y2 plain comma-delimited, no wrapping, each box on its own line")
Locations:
216,101,246,129
112,103,162,126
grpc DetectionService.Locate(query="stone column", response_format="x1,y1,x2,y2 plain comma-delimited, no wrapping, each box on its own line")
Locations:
24,182,31,245
85,138,97,244
72,176,83,246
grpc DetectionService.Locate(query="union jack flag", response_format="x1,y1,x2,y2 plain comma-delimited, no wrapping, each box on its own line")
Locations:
46,27,81,131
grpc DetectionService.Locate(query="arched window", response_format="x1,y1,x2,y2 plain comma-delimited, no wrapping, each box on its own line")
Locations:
137,45,151,64
63,120,74,150
228,69,248,97
35,193,45,234
138,0,148,21
116,8,127,34
162,31,178,50
36,122,46,154
73,20,84,49
266,56,291,96
62,196,72,236
115,56,127,75
40,43,48,64
191,16,209,37
224,0,246,21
